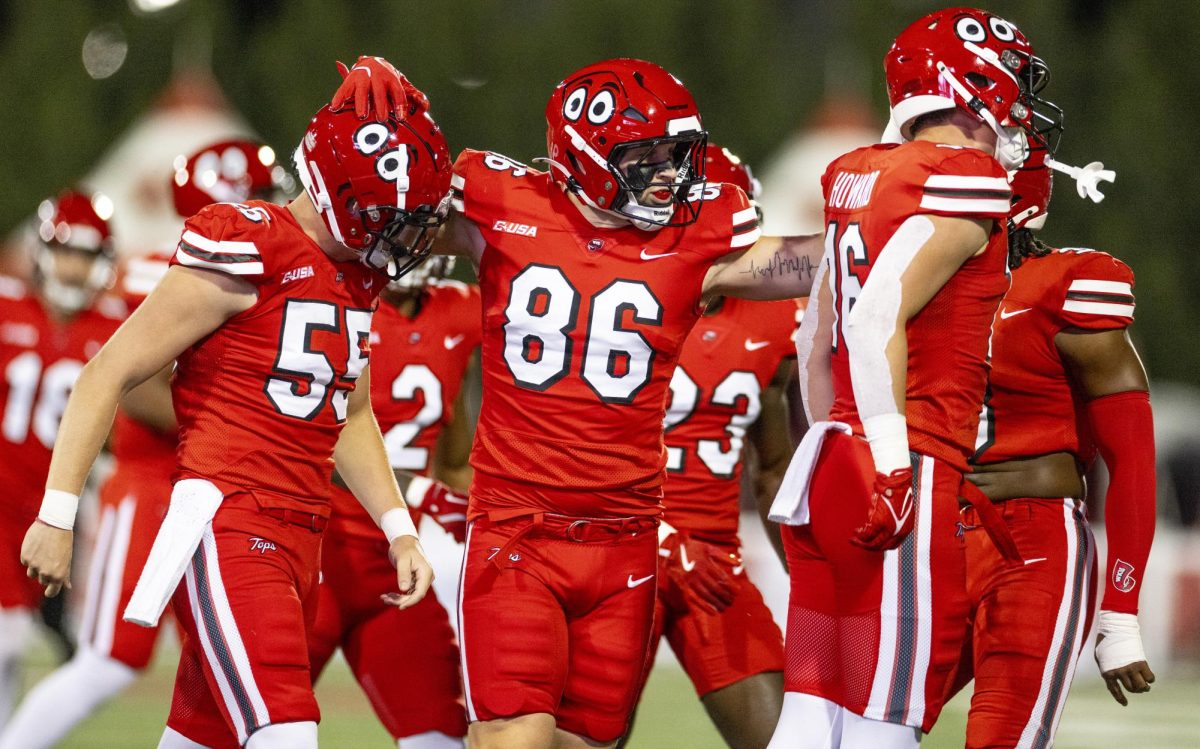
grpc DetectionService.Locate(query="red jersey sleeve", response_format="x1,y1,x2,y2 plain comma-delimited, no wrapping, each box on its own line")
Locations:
724,184,763,251
172,203,271,286
1055,250,1136,331
450,149,529,226
914,147,1011,221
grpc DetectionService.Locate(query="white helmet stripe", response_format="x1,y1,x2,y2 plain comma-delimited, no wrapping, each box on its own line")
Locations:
293,145,344,244
563,124,610,169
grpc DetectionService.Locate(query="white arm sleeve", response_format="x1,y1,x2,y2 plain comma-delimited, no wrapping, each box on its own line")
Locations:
843,215,935,473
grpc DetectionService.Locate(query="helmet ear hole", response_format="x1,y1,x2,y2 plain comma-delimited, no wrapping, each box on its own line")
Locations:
964,72,993,89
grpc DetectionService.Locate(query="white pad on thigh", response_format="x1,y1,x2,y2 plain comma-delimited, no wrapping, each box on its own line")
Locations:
398,730,463,748
841,711,920,749
0,648,136,749
766,692,843,749
157,726,212,749
246,721,318,749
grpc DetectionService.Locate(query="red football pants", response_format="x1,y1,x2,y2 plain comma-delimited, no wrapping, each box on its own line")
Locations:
308,531,467,739
642,539,784,697
458,515,658,743
781,431,970,733
77,465,173,669
953,497,1097,749
166,492,323,749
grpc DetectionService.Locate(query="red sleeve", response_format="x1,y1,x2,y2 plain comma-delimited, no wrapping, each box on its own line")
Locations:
1088,390,1156,614
1056,250,1136,331
771,299,799,362
463,283,483,349
725,184,762,251
171,203,270,286
450,149,530,228
913,148,1011,221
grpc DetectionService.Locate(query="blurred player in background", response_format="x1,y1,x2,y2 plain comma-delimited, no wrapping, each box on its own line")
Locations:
308,254,480,749
19,96,446,748
333,55,823,749
0,139,285,749
0,190,124,731
954,144,1155,748
627,146,792,749
773,8,1058,747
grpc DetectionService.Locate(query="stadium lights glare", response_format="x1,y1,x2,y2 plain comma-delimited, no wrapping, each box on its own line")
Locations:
131,0,185,13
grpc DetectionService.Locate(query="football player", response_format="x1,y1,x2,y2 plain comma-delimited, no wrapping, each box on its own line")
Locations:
953,144,1155,747
331,57,825,749
773,8,1061,748
308,254,480,749
0,139,285,749
0,190,124,731
19,98,446,748
633,146,792,749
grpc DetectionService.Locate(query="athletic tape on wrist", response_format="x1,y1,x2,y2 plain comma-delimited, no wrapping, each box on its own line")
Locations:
37,490,80,531
863,413,911,474
1095,610,1147,672
380,507,418,543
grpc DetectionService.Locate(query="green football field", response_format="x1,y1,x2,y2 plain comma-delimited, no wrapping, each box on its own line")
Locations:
16,641,1197,748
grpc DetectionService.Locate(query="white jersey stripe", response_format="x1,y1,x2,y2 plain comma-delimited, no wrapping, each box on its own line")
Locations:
451,173,465,190
907,456,936,726
1067,279,1132,296
730,226,762,249
175,249,265,277
78,505,117,648
180,230,259,258
866,531,902,720
186,543,248,742
918,195,1010,215
93,497,136,656
1061,300,1134,317
450,196,465,213
923,175,1010,191
732,206,758,225
457,522,479,722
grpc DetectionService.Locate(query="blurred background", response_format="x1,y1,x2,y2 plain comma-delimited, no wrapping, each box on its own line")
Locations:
2,0,1198,746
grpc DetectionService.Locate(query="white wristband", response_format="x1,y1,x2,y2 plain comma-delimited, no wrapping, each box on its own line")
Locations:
38,490,80,531
862,413,911,474
380,507,418,544
404,476,433,509
1095,610,1147,673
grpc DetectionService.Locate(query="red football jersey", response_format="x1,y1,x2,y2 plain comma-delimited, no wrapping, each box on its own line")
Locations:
328,281,482,541
170,201,384,514
452,149,761,519
0,276,125,513
662,296,797,542
823,140,1011,472
110,251,176,474
974,248,1135,465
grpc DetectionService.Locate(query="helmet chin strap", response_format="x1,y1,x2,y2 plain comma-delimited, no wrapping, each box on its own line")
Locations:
936,62,1029,171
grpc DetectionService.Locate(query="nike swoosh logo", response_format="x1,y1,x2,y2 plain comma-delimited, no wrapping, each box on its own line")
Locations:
744,339,770,351
444,334,466,349
679,546,696,572
1000,307,1032,320
1023,557,1048,566
627,573,655,588
640,249,678,261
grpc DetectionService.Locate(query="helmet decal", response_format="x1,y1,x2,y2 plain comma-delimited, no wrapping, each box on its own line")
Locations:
563,86,588,121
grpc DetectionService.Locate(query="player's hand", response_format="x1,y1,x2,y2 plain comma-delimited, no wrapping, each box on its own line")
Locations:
20,521,74,598
660,533,739,614
417,483,469,544
331,55,428,121
852,467,915,551
1095,611,1155,706
382,536,434,610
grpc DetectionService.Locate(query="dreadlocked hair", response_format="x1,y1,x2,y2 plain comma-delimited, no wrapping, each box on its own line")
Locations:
1008,226,1053,270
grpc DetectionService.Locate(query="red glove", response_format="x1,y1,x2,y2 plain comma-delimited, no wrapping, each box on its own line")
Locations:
331,55,428,121
852,467,915,551
659,530,740,614
405,477,468,543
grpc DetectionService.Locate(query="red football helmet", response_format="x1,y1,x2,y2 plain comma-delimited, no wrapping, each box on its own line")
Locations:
294,102,452,279
172,139,288,218
33,189,116,314
1009,141,1052,232
704,144,762,223
885,7,1062,168
545,58,708,230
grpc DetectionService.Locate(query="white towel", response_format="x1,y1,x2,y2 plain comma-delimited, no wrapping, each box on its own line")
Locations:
123,479,223,627
768,421,853,526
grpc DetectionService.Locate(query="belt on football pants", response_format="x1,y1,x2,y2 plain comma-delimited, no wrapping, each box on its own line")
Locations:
263,507,328,533
957,480,1023,566
482,509,659,570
